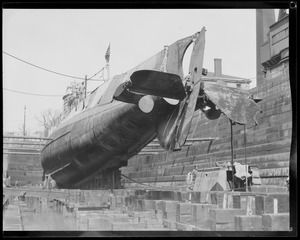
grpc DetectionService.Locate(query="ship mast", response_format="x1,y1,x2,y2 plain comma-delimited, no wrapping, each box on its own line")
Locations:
23,105,26,136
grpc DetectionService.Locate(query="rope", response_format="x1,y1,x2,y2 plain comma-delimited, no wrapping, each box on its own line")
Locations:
3,51,105,82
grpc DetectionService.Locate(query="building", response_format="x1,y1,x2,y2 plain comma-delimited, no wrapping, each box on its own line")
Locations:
203,58,251,90
259,9,289,82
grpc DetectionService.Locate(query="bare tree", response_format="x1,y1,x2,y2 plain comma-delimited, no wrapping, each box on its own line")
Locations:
35,108,63,137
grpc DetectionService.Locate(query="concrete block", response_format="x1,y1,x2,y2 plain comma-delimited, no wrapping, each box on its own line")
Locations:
124,196,131,206
200,191,211,204
153,200,163,211
136,199,143,211
212,222,235,231
145,218,159,224
191,192,201,203
155,212,163,220
116,196,124,205
110,222,147,231
192,203,217,229
234,215,263,231
211,192,225,208
177,191,189,202
142,199,155,211
146,223,165,230
251,185,287,193
162,200,178,213
262,213,290,231
162,219,177,229
88,217,112,230
269,193,290,213
109,196,117,210
149,191,162,200
176,214,193,224
233,195,241,208
138,217,146,223
175,222,194,231
162,212,177,221
176,202,193,215
255,195,273,215
162,190,175,200
192,226,210,231
209,208,247,230
255,194,289,215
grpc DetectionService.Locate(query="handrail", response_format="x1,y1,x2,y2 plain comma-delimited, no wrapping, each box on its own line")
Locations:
3,135,53,140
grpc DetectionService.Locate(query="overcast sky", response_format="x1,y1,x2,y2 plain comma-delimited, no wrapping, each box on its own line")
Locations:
3,9,279,133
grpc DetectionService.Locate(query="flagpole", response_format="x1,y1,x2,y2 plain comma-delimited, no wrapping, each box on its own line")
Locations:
105,43,110,81
106,62,110,81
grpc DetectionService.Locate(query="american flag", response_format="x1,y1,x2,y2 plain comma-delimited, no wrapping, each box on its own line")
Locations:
105,44,110,63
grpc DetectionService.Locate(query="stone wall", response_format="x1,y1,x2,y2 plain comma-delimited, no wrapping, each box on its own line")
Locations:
7,153,43,187
121,71,292,187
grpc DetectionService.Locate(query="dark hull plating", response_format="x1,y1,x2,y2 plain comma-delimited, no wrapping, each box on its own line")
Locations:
41,98,175,188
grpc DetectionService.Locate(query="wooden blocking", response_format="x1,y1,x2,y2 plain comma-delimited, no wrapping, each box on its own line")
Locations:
192,203,217,229
209,208,247,231
162,212,177,221
234,215,263,231
262,213,290,231
162,219,177,229
175,222,194,231
162,200,177,213
176,202,193,215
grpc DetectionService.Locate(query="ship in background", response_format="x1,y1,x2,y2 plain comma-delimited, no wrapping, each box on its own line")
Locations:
41,27,262,189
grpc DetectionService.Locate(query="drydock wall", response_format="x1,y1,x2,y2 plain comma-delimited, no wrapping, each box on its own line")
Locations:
6,153,43,187
121,71,292,188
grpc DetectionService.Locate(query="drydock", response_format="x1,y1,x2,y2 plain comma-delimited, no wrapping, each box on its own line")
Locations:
3,9,295,236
